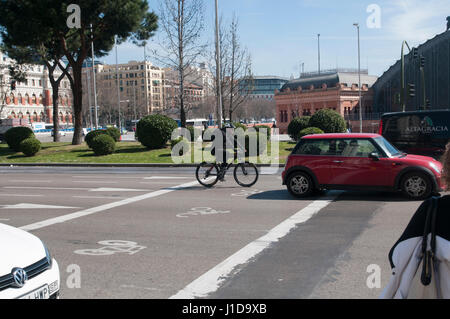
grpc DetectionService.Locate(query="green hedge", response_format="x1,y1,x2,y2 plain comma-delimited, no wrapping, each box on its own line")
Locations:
288,117,311,141
234,122,248,132
105,127,121,142
309,109,346,133
298,127,324,139
5,126,35,152
136,115,178,149
85,130,107,149
20,138,41,157
91,134,116,156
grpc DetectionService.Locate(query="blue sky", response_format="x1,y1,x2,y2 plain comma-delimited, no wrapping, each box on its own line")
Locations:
101,0,450,78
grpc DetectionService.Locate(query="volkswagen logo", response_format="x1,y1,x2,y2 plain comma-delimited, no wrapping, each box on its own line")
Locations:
11,268,28,288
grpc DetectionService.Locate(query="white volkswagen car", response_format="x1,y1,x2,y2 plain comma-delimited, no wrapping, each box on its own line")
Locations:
0,223,60,299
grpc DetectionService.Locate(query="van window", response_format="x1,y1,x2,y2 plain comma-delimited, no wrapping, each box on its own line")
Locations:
382,111,450,157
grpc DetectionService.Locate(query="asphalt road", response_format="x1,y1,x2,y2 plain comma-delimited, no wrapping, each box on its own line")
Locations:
0,166,443,299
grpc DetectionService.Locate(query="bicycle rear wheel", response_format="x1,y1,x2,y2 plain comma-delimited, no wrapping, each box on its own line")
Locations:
234,163,259,187
196,162,220,188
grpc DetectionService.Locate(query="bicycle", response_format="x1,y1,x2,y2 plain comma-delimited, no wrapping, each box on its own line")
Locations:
196,161,259,188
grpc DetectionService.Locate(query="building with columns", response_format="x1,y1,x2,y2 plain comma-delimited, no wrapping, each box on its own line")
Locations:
275,69,378,134
0,51,73,125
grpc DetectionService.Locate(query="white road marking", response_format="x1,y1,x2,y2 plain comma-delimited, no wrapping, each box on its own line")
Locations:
170,196,337,299
73,196,127,200
1,203,79,209
8,180,52,183
4,186,148,192
90,188,148,192
144,176,190,180
72,176,142,179
5,186,87,191
0,194,44,197
19,180,199,231
72,181,119,184
0,219,10,221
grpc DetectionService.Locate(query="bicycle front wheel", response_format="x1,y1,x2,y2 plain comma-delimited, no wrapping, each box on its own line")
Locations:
196,162,220,188
234,163,259,187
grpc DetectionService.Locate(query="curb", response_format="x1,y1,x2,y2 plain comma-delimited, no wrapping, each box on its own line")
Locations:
0,163,285,168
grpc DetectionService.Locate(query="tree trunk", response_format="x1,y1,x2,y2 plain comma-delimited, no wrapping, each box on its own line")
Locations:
52,87,60,143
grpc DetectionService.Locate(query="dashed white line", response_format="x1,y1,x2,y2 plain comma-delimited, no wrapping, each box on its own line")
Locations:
170,196,338,299
19,180,199,232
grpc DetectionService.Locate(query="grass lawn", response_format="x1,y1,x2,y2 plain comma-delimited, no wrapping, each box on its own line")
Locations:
0,141,295,164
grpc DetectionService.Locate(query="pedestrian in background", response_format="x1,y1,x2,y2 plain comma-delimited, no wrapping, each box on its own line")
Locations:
381,143,450,299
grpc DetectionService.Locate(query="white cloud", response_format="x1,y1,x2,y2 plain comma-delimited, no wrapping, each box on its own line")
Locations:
383,0,449,45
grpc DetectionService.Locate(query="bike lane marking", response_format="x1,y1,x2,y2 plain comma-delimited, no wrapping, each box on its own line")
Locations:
19,180,200,232
170,195,338,299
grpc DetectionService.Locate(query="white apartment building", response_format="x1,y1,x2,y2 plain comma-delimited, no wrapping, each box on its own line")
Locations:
89,60,165,116
0,51,73,124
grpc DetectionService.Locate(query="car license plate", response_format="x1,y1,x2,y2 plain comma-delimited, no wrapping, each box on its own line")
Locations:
20,285,50,299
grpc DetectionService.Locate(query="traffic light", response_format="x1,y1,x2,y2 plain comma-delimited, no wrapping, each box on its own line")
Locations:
420,56,426,68
412,48,419,60
10,80,16,91
408,84,416,98
426,99,431,109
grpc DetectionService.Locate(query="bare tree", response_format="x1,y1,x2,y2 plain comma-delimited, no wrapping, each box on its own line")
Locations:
209,15,253,123
153,0,206,127
226,16,253,123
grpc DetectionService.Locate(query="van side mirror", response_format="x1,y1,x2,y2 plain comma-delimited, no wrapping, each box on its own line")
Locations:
369,152,380,161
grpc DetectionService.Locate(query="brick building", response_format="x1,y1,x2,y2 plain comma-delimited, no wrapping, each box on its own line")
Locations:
275,69,378,134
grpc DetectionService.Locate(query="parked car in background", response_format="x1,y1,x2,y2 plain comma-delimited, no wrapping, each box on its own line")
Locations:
282,133,444,200
51,130,66,137
0,223,60,299
380,110,450,159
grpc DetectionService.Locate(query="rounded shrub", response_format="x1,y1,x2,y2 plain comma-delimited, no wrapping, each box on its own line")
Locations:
91,134,116,156
136,115,178,150
85,130,107,149
298,127,324,139
288,117,311,141
20,138,41,157
309,109,346,133
171,137,191,156
4,126,35,152
105,127,121,142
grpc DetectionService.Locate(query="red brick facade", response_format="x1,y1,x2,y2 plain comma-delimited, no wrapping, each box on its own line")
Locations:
275,83,375,134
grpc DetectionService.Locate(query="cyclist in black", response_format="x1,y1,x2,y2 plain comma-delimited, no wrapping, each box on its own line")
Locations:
211,123,245,181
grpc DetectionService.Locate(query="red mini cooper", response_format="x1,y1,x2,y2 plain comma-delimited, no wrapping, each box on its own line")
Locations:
282,134,445,200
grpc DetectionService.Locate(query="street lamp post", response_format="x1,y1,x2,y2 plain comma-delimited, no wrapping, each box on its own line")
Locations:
91,24,99,129
115,36,122,134
215,0,223,129
353,23,362,133
401,41,411,112
317,34,321,75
